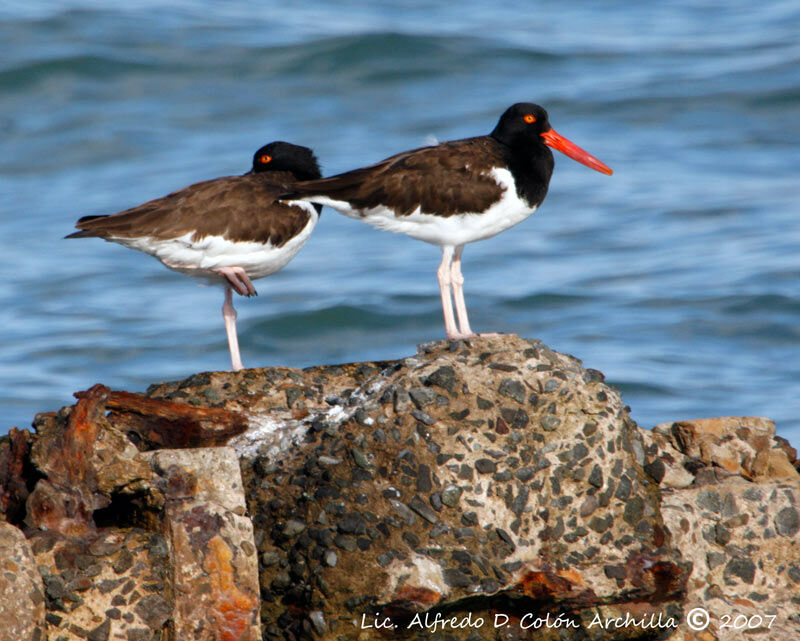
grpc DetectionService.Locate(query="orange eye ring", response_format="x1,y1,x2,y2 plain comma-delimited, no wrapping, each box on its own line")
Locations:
523,114,536,124
260,154,272,164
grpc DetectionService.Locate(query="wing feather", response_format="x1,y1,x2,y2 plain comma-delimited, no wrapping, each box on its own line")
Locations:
284,138,510,217
68,173,312,248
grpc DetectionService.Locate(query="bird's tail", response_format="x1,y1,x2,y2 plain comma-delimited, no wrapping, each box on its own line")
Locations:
64,215,108,239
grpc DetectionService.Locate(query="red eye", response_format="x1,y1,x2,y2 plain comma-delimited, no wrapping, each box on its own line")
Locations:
260,154,272,163
523,114,536,124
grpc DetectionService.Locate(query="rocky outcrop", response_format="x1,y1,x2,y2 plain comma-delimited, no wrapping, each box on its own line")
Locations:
0,521,46,640
1,335,798,641
641,417,800,640
3,385,259,641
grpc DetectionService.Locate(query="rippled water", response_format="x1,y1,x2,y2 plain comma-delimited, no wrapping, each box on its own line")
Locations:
2,1,799,443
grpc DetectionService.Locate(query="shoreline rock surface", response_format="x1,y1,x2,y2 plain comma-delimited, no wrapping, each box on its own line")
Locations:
1,335,798,640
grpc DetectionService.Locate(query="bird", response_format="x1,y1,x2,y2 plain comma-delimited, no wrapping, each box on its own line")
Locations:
66,141,322,371
281,103,612,341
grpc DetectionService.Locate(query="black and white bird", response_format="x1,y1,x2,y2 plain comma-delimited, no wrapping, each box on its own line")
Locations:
67,141,322,371
281,103,612,340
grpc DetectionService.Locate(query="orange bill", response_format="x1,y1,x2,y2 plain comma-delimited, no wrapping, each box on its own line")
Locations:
540,129,613,175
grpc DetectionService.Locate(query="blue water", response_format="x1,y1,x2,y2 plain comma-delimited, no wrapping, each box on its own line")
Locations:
2,1,799,445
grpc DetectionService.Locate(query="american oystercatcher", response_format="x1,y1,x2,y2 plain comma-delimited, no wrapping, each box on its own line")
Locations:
66,141,322,371
281,103,612,340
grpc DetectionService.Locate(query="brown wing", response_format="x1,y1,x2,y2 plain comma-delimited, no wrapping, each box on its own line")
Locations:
68,172,312,248
283,137,509,217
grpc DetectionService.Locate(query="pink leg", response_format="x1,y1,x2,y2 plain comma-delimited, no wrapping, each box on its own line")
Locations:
450,245,475,338
437,246,461,340
222,286,244,371
216,266,257,297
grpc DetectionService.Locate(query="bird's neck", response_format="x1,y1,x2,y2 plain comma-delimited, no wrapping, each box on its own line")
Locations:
504,143,554,208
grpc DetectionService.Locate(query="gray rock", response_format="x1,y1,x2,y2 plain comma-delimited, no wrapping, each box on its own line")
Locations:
389,500,417,526
498,379,525,404
409,496,439,524
775,507,799,537
409,387,436,408
725,558,756,584
441,485,462,508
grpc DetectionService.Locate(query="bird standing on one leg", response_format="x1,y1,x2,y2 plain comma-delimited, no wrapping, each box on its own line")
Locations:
281,103,612,340
66,141,322,371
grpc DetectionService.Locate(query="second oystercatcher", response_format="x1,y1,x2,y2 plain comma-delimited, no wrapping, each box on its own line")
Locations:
281,103,612,340
66,141,322,371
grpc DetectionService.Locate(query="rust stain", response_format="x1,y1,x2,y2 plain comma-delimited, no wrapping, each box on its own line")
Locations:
712,454,742,474
626,552,688,603
646,560,686,596
204,535,258,641
65,383,108,482
278,382,310,391
27,384,109,534
0,427,33,523
515,569,574,599
75,388,249,449
653,522,666,547
555,568,583,585
391,586,442,608
381,586,443,621
732,597,755,608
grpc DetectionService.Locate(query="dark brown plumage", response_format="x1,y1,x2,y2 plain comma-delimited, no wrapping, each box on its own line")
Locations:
283,138,510,217
68,173,314,248
68,141,322,247
66,141,323,372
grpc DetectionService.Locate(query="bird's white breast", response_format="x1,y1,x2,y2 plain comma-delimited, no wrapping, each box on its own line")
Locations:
110,203,318,283
305,168,537,247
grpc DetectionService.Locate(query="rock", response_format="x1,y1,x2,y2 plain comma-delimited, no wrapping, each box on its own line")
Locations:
775,506,799,537
1,335,799,640
0,522,46,641
753,449,800,481
31,528,171,640
81,387,249,449
3,384,262,641
644,416,800,640
26,385,153,536
0,427,33,524
228,336,689,637
660,476,800,639
650,416,800,483
143,447,261,641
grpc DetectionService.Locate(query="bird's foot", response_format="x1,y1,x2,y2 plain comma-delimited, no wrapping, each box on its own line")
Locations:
216,266,257,297
445,331,477,341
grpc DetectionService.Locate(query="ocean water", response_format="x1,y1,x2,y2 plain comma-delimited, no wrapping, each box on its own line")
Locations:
1,1,799,444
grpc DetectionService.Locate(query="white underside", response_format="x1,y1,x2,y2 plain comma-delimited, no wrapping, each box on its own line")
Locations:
110,203,318,284
304,168,537,247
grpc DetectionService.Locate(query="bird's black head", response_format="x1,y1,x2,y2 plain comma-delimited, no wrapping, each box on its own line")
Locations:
490,103,552,149
491,103,613,176
251,141,322,181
